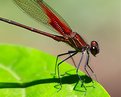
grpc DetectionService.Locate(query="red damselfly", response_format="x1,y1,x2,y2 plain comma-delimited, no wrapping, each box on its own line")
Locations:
0,0,99,91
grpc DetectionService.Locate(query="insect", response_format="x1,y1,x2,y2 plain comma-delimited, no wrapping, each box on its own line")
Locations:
0,0,99,90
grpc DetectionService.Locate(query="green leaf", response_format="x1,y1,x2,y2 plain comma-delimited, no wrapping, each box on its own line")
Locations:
0,44,110,97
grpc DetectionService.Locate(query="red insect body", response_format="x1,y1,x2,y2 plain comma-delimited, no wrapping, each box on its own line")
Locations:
0,0,100,91
37,0,89,51
0,0,99,55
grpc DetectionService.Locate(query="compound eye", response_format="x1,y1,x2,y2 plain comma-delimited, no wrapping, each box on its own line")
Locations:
90,41,99,56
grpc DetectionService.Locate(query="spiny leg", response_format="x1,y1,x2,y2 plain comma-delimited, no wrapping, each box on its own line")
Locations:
76,52,87,90
84,51,92,78
55,51,77,76
54,51,77,90
84,51,98,87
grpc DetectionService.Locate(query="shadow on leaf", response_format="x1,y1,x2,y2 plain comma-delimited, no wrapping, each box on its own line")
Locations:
0,74,92,89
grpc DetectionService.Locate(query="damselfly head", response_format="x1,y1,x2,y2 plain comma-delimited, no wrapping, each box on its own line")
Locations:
90,41,99,56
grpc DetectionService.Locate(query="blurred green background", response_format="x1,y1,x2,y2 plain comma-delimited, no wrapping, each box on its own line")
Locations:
0,0,120,97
